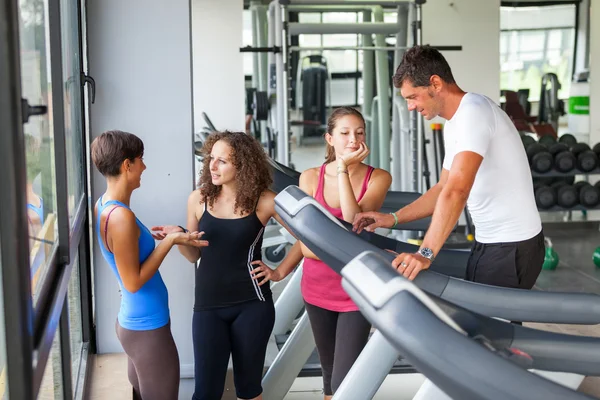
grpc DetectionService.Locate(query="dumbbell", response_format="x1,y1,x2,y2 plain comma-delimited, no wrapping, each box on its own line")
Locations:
538,134,556,147
521,135,536,149
526,143,553,173
550,181,578,208
559,133,577,146
571,143,599,172
548,143,576,173
534,184,556,209
592,142,600,157
575,181,600,207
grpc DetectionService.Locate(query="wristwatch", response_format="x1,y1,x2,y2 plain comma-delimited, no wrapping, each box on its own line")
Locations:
417,247,435,263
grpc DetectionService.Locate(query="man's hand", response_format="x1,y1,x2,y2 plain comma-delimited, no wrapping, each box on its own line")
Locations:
391,252,431,281
352,211,395,233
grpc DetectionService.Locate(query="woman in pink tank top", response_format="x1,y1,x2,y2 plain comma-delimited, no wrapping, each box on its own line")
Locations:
299,107,391,398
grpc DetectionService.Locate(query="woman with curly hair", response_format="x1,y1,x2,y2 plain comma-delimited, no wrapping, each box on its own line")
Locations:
152,131,303,400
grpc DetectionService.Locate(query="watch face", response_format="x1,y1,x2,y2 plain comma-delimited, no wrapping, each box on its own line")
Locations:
421,248,434,258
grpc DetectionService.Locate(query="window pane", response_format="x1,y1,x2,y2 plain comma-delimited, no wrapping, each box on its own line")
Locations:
38,331,64,400
68,255,83,391
0,246,9,398
322,12,356,23
60,0,84,225
299,34,321,47
19,0,59,305
299,12,320,23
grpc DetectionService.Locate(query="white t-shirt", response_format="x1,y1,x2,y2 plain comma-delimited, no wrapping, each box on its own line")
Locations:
442,93,541,243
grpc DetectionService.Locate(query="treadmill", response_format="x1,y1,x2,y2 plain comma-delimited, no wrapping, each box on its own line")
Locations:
263,186,600,400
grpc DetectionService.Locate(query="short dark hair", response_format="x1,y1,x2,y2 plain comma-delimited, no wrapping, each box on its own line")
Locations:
325,106,366,163
91,130,144,177
392,45,456,88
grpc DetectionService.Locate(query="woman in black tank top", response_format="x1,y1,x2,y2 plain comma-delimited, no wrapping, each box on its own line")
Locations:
152,131,304,400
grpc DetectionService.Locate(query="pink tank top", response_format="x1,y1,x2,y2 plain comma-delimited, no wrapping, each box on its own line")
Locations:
301,163,374,312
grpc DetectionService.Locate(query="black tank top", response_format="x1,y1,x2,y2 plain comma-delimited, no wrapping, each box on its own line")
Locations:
194,202,271,311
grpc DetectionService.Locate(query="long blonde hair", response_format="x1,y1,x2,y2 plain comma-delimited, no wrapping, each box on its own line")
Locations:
324,107,366,163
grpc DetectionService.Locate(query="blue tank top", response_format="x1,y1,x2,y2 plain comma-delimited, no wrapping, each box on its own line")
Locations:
27,196,44,225
96,195,169,331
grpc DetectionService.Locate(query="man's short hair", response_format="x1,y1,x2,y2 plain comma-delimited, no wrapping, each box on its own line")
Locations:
392,45,456,88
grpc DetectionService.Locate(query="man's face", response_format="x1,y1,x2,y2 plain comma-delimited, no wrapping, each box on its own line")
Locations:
400,80,441,120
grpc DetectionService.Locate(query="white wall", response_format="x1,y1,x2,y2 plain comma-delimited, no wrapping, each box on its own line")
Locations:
88,0,196,377
416,0,500,198
423,0,500,103
192,0,245,133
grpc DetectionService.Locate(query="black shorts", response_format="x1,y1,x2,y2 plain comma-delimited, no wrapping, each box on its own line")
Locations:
465,230,545,289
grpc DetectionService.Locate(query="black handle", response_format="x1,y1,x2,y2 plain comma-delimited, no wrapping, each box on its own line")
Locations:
21,98,48,124
83,73,96,104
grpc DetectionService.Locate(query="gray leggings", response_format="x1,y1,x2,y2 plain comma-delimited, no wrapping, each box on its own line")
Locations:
304,302,372,396
115,320,180,400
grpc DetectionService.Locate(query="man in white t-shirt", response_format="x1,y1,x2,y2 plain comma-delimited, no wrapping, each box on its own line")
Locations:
353,45,544,289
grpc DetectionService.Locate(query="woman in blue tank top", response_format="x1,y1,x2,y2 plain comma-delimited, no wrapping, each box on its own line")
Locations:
152,131,304,400
91,130,207,400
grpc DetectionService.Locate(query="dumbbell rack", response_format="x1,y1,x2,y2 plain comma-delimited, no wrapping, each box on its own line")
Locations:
532,169,600,212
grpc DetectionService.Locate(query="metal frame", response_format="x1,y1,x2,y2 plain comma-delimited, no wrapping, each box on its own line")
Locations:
0,0,36,398
0,0,93,397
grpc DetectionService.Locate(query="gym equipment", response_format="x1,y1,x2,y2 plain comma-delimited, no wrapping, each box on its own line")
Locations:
252,90,269,121
539,134,557,147
551,181,578,208
526,143,553,173
521,134,536,148
550,143,577,173
572,142,599,172
592,142,600,156
543,237,559,270
534,184,556,209
275,186,600,323
538,72,565,134
593,246,600,268
296,55,330,143
267,186,600,400
576,181,600,208
559,133,578,146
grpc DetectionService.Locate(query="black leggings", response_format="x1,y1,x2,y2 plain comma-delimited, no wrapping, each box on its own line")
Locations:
115,320,180,400
304,302,372,396
192,298,275,400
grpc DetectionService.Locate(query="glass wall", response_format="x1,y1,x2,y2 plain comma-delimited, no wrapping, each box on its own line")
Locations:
2,0,93,398
19,0,59,306
500,4,577,100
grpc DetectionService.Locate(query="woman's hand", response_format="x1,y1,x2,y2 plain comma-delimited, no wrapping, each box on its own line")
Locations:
337,142,370,168
151,225,187,240
167,231,209,248
250,260,283,286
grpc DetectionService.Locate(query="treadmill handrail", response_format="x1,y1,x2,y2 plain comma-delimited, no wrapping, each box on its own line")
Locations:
268,160,433,231
274,186,600,324
341,251,593,400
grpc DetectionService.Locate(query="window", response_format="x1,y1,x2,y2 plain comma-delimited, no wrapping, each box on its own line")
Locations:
19,0,59,306
500,5,576,100
68,254,83,390
38,332,64,399
60,0,85,226
243,10,253,77
0,248,8,398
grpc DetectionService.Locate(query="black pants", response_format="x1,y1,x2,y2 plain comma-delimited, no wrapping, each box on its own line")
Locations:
192,298,275,400
465,230,545,290
304,302,372,396
116,320,180,400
